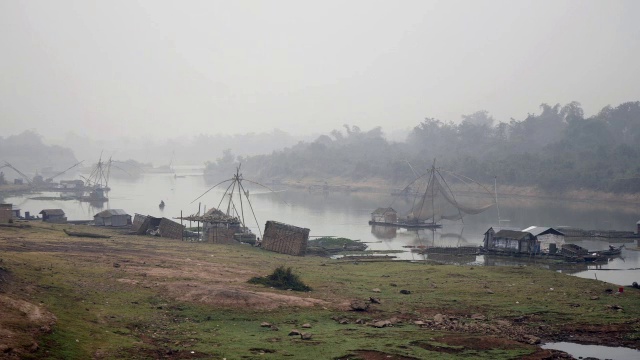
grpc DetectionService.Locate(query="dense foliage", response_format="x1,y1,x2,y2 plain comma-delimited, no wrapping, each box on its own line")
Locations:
207,101,640,193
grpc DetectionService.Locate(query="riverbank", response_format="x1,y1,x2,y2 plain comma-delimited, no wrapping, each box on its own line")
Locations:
278,176,640,207
1,222,639,359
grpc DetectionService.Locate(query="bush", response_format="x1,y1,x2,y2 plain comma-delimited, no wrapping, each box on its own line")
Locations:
248,266,311,292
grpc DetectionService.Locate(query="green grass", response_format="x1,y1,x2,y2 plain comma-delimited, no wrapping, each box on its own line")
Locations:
2,223,639,359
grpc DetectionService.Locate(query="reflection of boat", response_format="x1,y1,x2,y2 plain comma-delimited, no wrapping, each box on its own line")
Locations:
372,160,495,229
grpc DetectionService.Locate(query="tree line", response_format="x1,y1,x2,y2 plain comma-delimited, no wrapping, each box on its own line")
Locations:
205,101,640,194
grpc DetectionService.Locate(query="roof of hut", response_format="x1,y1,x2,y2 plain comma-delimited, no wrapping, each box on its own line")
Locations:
522,226,565,237
494,229,532,240
178,208,239,223
39,209,65,216
94,209,129,218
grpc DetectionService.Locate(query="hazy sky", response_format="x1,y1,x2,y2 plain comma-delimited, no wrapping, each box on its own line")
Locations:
1,0,639,140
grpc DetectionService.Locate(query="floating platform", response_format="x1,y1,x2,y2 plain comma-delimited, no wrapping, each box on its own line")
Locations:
368,220,442,229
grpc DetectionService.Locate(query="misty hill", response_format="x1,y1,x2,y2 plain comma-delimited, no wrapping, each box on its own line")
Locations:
208,101,640,194
54,129,311,168
0,130,78,181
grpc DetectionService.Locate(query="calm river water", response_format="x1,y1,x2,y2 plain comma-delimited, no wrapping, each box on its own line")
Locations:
4,166,640,286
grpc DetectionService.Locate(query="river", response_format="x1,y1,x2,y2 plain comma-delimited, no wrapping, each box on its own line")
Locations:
3,166,639,286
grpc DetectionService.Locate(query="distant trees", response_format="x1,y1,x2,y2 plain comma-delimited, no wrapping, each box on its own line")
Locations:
0,130,78,176
203,101,640,194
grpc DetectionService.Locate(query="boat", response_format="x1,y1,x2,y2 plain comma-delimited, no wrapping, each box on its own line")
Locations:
371,160,495,229
63,229,111,238
594,244,624,257
78,188,108,203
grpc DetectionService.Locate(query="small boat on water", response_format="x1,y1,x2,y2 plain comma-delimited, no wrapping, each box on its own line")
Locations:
594,244,625,257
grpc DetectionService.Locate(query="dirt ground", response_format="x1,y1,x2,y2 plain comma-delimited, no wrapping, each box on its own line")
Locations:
2,224,639,359
0,269,56,359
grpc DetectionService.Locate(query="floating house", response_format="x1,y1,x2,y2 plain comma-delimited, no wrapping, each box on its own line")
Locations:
93,209,131,227
39,209,67,223
521,226,565,252
262,221,310,256
483,228,536,253
371,207,397,223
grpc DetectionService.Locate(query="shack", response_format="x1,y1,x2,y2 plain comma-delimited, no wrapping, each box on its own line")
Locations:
176,208,256,244
11,205,21,219
39,209,67,223
484,228,536,253
158,218,185,240
132,213,161,235
131,213,184,239
201,208,242,244
371,207,397,223
522,226,565,252
93,209,131,227
261,221,310,256
0,203,12,223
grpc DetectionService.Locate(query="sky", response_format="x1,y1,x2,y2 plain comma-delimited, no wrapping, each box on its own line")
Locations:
1,0,639,140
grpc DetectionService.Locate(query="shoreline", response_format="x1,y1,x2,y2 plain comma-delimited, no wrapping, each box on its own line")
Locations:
277,176,640,206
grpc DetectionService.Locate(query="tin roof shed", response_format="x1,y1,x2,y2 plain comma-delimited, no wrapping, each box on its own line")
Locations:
522,226,565,237
94,209,129,218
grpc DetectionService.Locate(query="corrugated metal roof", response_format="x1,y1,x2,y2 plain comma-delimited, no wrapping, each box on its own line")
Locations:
94,209,129,218
522,226,565,237
494,229,532,240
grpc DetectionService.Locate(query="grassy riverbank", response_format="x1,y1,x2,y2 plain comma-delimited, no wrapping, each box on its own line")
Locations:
1,222,639,359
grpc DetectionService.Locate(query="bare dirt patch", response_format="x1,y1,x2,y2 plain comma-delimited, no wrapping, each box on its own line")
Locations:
0,294,57,359
165,283,326,310
336,350,420,360
115,252,330,310
436,335,526,351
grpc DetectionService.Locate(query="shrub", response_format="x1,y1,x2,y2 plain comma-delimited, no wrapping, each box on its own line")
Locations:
248,266,311,292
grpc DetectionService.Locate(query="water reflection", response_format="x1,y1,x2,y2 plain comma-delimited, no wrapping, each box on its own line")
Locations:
371,225,396,239
542,342,640,360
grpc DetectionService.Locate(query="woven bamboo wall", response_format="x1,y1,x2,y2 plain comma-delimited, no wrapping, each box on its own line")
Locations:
0,204,12,223
159,218,185,240
206,227,238,244
132,214,150,234
261,221,310,256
